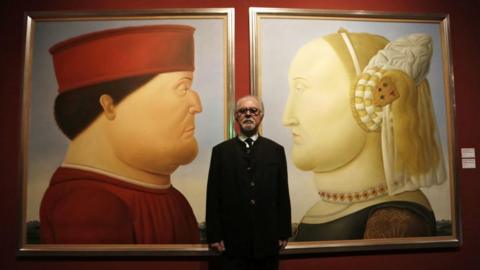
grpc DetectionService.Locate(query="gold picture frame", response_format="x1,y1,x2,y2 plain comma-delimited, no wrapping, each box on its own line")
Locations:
19,8,235,256
250,7,460,253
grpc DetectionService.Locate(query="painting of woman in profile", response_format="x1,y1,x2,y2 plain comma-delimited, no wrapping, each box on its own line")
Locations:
282,29,447,241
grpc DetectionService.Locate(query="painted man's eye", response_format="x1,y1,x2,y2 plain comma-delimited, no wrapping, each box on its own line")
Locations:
176,82,191,96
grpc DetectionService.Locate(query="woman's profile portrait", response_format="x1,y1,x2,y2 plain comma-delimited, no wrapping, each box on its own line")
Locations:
283,29,446,240
256,13,455,245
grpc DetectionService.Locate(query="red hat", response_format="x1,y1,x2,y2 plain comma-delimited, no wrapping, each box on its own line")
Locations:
50,25,195,93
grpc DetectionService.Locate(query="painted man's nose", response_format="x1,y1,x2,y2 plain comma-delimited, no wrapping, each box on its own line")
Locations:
189,90,203,114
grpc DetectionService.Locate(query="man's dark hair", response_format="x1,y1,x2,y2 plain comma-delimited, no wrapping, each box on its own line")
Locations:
54,74,156,140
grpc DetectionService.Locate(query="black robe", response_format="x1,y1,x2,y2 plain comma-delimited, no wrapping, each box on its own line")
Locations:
206,136,292,258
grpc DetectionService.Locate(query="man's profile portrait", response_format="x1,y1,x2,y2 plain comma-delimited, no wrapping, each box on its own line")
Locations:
23,16,228,247
40,25,203,244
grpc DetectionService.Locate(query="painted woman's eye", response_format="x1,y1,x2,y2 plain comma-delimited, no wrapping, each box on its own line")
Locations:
293,79,309,94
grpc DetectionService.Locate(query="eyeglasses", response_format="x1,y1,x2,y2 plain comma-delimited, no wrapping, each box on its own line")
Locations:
236,107,261,116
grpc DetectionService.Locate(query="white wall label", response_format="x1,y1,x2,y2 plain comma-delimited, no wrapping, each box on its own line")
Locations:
462,158,476,169
461,148,475,158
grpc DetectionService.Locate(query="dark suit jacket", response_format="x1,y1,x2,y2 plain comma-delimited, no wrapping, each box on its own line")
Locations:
206,136,291,258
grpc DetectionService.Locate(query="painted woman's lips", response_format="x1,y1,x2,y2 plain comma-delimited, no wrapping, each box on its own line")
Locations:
291,130,302,143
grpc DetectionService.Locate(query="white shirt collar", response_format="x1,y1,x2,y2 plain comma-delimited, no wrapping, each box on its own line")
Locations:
238,133,259,148
238,133,259,142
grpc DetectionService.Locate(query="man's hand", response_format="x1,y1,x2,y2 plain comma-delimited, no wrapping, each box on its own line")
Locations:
210,241,225,252
278,239,288,250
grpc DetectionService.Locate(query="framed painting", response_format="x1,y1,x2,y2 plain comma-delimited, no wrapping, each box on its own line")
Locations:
19,8,235,256
250,7,460,253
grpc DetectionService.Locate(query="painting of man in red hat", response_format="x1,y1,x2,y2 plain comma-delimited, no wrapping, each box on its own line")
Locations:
38,25,204,244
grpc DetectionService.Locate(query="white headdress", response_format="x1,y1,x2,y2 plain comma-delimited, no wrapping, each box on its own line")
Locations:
341,30,446,195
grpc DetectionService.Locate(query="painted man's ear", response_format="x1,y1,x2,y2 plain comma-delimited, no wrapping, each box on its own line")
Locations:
99,94,116,120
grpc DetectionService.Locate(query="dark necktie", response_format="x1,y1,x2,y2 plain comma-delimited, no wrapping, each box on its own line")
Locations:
245,137,253,154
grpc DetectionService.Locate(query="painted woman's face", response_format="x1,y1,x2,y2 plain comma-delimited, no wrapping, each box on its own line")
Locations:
283,38,366,172
105,71,202,175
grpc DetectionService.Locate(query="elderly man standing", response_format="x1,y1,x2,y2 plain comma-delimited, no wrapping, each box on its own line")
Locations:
206,95,291,270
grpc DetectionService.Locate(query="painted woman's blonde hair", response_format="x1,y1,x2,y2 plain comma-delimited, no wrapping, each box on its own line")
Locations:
387,70,441,175
324,30,446,194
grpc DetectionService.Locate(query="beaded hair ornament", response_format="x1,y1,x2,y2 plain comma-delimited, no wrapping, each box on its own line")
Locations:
345,31,433,132
339,29,446,197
